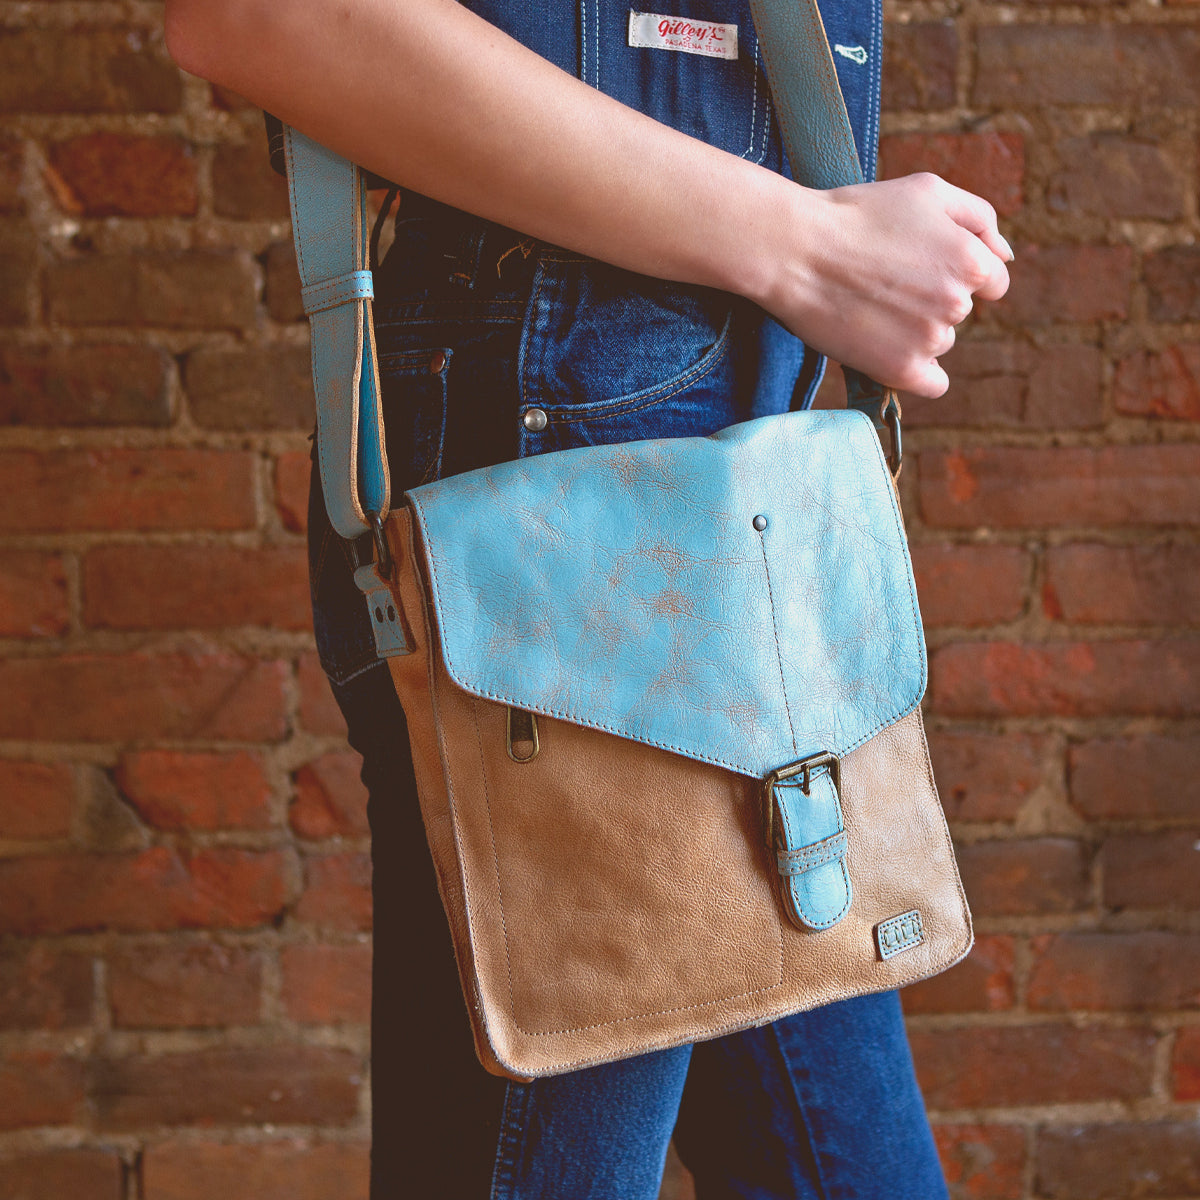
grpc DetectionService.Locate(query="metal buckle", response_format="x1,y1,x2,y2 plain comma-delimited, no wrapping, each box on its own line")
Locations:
880,393,902,480
761,751,840,849
367,510,393,579
506,707,540,763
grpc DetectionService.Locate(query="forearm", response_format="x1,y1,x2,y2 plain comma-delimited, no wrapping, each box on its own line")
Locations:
165,0,791,305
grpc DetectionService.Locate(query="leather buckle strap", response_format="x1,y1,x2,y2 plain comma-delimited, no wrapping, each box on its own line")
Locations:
761,750,840,850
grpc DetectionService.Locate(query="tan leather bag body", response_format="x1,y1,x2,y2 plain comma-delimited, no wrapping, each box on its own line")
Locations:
363,417,973,1080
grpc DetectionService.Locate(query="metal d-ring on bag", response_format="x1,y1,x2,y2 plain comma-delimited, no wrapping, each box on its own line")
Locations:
283,0,972,1080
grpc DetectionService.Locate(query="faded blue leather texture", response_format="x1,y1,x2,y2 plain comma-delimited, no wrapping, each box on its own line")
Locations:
407,408,926,781
771,768,851,929
285,128,390,539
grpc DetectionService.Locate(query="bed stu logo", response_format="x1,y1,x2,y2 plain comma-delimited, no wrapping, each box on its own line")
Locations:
628,11,740,59
875,909,923,960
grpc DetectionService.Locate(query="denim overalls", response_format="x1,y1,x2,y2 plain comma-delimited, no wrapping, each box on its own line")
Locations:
305,3,948,1196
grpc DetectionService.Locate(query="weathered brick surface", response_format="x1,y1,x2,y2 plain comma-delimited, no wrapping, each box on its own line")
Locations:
108,942,264,1029
142,1141,369,1200
46,133,197,217
0,1149,123,1200
910,1025,1157,1109
1044,542,1200,625
281,943,372,1024
184,345,315,430
0,847,297,935
91,1045,361,1130
934,1125,1026,1200
1069,736,1199,820
113,749,273,832
0,946,93,1029
920,446,1200,529
2,3,1198,1192
1099,832,1200,911
1035,1123,1200,1199
955,838,1091,916
0,759,74,839
0,654,289,741
85,544,311,631
1028,932,1200,1011
0,449,257,533
0,344,173,427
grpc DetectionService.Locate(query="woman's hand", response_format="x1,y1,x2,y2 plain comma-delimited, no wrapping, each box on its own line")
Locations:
752,173,1012,399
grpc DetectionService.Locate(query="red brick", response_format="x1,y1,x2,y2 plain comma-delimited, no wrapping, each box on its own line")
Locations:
920,445,1200,529
0,759,73,839
881,22,958,111
933,1125,1025,1200
905,341,1102,430
0,550,68,638
0,1051,87,1129
281,943,371,1024
48,251,257,330
295,853,372,931
975,26,1200,107
0,847,297,935
1036,1123,1200,1199
0,946,92,1029
108,943,263,1029
1114,345,1200,422
113,750,272,832
213,142,291,220
1174,1026,1200,1100
879,133,1024,216
275,451,312,533
0,29,182,114
0,220,35,325
265,241,305,323
980,245,1131,326
91,1046,361,1130
0,449,256,533
0,343,172,427
143,1140,369,1200
0,136,23,215
1146,247,1200,321
184,346,315,431
0,1149,122,1200
291,752,369,839
909,1024,1156,1109
911,544,1028,628
1029,932,1200,1012
1047,135,1186,220
1069,736,1199,821
928,732,1049,822
931,640,1200,718
297,652,348,736
955,838,1090,916
85,545,311,631
46,133,196,217
902,935,1016,1015
0,654,287,741
1044,543,1200,625
1100,832,1200,911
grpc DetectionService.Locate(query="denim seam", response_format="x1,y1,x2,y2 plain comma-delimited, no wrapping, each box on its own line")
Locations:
768,1020,835,1200
534,309,733,424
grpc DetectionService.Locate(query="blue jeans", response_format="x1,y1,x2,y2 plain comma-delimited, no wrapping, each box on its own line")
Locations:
307,208,948,1198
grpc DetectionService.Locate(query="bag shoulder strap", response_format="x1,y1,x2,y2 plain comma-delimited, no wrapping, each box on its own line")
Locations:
286,0,896,540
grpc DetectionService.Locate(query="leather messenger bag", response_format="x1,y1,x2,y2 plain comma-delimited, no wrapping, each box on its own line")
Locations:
283,0,973,1079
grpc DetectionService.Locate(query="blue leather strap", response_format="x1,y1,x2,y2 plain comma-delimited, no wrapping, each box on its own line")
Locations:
283,127,389,539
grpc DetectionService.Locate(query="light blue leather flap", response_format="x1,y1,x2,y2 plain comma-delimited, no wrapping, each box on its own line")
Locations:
406,410,925,780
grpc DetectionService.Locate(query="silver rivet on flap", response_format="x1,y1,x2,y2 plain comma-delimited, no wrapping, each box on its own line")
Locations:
523,407,548,432
753,515,768,531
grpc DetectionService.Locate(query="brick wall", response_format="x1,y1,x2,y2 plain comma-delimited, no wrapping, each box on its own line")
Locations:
0,1,1196,1198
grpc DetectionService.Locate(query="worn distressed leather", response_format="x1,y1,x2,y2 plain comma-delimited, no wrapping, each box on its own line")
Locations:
407,410,924,779
382,508,972,1079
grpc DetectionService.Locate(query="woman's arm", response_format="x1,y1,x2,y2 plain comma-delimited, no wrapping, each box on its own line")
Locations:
164,0,1010,398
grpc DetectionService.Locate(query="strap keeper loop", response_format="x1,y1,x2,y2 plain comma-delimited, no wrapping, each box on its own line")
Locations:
301,269,375,315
